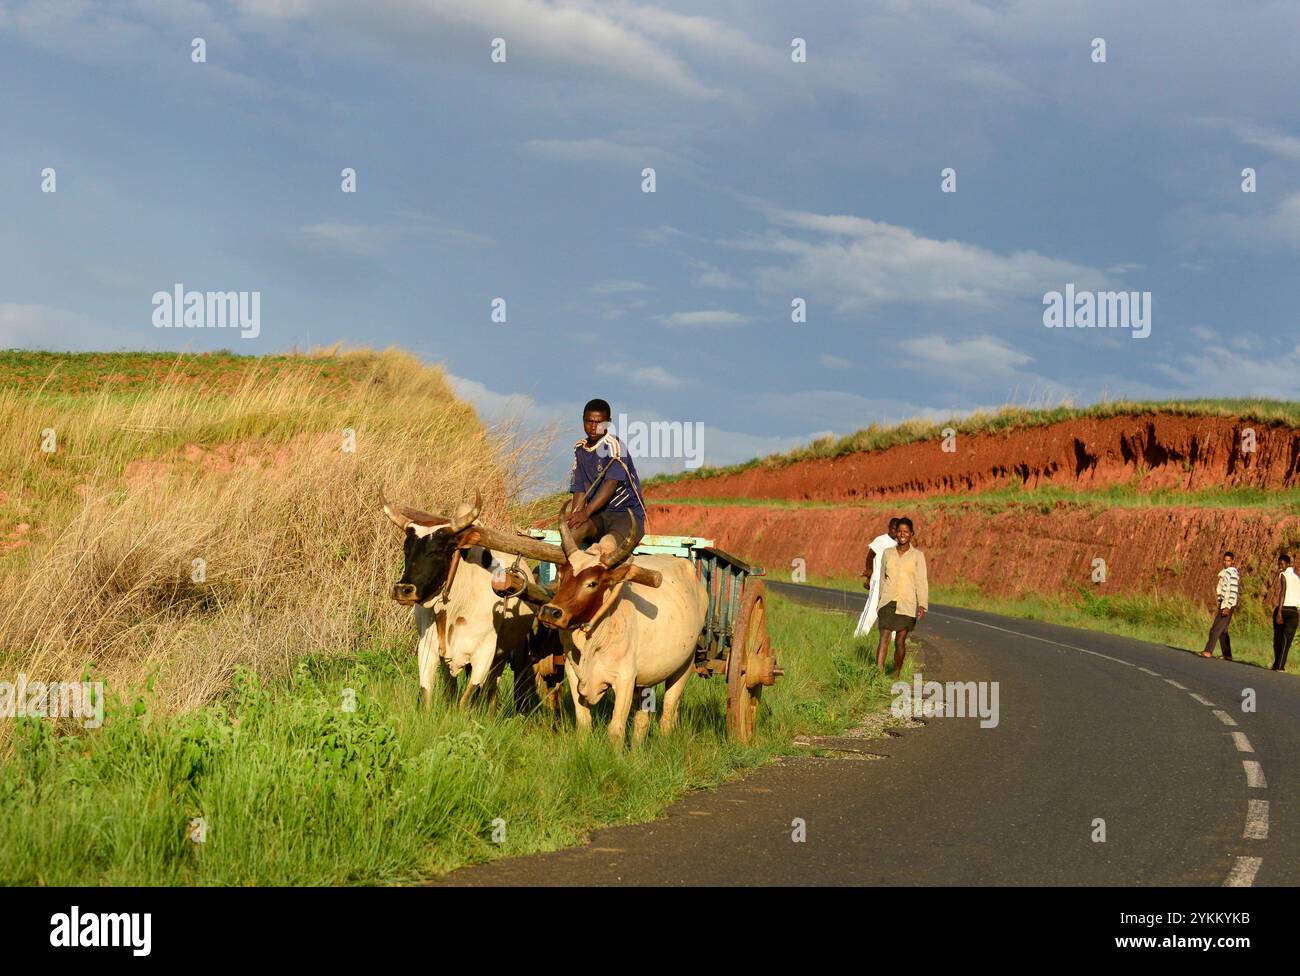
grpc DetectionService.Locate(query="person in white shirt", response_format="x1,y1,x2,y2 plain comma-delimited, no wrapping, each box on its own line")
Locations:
1201,551,1239,661
854,517,899,638
1272,554,1300,672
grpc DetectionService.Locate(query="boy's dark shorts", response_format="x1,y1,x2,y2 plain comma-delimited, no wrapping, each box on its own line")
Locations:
587,509,645,551
878,600,918,632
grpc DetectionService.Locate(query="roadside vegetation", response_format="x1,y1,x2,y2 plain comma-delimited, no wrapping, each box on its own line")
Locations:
0,594,901,885
0,350,904,885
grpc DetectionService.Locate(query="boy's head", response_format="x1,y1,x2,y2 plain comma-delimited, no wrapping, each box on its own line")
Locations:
896,517,914,546
1280,554,1292,570
582,398,611,443
1223,550,1235,568
887,517,901,538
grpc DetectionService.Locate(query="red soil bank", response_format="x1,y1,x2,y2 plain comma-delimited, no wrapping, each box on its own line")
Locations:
649,414,1300,503
647,502,1300,609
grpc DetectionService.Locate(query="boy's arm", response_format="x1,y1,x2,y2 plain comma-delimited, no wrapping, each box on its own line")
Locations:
916,552,929,617
584,479,617,518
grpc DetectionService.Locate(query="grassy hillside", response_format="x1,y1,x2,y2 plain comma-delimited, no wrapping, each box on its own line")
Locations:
0,347,537,722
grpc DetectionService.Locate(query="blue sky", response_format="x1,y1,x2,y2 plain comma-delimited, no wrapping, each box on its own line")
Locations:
3,0,1299,485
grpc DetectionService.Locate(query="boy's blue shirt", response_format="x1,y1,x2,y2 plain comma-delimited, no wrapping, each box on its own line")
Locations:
570,432,645,517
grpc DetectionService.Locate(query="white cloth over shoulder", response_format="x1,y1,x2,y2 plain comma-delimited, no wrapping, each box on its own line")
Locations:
854,533,897,637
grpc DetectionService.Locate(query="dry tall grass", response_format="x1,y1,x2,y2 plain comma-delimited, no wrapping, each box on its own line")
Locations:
0,348,546,721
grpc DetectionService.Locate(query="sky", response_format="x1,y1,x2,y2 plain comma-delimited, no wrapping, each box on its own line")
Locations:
2,0,1299,488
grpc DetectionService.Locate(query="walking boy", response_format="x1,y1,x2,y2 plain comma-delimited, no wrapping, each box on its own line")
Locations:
1201,551,1239,661
875,518,928,675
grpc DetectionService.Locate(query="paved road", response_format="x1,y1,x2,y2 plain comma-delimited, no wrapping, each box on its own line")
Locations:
439,583,1299,886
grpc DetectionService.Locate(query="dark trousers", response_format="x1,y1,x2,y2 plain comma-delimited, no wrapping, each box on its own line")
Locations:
1273,607,1299,670
1203,607,1234,658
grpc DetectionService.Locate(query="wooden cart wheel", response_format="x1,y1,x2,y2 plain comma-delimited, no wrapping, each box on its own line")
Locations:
727,579,779,743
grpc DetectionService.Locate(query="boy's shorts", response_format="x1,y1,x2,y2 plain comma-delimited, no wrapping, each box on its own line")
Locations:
588,509,645,552
878,600,918,632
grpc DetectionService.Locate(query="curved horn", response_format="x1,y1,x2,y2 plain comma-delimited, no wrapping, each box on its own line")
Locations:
380,486,407,529
558,499,578,560
452,489,483,532
380,486,450,530
601,509,641,568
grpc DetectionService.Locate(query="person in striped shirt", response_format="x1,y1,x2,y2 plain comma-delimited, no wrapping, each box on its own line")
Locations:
1200,551,1239,661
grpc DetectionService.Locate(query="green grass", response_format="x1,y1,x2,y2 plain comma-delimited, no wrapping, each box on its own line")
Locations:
645,397,1300,489
0,595,904,886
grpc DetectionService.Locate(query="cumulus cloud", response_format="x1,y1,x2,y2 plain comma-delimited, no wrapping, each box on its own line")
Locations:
659,309,751,328
588,279,652,295
900,334,1033,379
235,0,724,98
630,365,683,389
744,207,1108,311
300,222,386,256
524,137,682,167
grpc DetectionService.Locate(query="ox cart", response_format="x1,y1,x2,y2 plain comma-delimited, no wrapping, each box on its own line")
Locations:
526,531,783,743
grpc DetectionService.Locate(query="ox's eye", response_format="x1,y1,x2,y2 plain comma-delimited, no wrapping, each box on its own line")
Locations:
586,581,598,589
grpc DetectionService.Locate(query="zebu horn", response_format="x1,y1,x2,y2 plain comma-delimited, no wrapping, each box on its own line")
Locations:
601,509,641,568
558,499,578,560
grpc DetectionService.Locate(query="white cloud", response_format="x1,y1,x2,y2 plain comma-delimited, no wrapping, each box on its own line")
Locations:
900,334,1033,379
524,137,682,167
1198,117,1300,161
659,310,751,328
589,279,652,295
818,353,854,370
630,365,682,389
235,0,723,98
300,222,385,256
735,206,1106,312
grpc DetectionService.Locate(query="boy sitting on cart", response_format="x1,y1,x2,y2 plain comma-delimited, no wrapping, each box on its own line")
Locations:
564,398,647,553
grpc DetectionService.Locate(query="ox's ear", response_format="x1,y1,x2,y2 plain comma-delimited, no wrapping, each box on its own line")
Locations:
380,487,449,531
452,526,482,549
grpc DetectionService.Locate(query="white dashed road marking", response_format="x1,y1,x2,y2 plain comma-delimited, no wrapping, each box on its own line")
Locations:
1243,761,1268,789
1189,693,1216,707
1244,800,1270,840
1224,857,1262,887
1231,732,1254,753
1138,667,1160,676
1213,709,1239,727
1165,679,1188,690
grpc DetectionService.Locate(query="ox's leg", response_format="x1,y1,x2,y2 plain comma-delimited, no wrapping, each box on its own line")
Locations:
415,607,443,710
631,687,652,746
567,666,593,734
457,665,477,709
607,672,636,750
436,657,458,707
660,659,693,736
483,655,508,714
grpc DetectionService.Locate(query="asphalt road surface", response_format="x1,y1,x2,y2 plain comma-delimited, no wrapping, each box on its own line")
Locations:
439,582,1298,886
